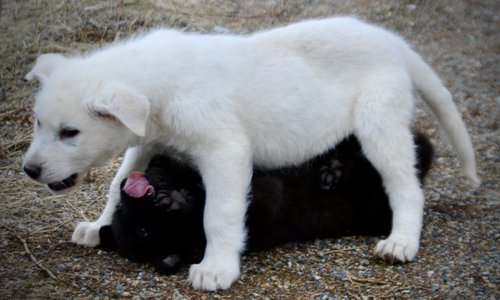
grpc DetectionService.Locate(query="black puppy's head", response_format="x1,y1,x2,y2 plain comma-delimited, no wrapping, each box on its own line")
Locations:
99,155,205,274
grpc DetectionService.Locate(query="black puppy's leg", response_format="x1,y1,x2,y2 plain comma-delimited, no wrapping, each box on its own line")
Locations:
413,133,434,181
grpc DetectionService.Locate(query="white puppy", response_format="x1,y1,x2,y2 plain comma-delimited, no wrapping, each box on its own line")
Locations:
23,17,479,290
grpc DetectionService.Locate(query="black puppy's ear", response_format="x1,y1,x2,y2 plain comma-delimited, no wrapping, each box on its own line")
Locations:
98,225,117,251
153,254,184,275
148,155,203,186
148,155,175,169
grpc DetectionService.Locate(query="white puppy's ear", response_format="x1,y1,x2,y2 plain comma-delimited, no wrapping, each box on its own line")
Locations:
93,81,150,137
25,53,67,83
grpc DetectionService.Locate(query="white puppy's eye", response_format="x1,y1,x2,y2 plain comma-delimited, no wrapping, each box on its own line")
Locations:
59,128,80,139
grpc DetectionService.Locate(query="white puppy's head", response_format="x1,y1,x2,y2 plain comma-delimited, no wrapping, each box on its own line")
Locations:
23,53,150,192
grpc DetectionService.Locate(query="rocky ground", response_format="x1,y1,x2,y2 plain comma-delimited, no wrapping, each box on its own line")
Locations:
0,0,498,299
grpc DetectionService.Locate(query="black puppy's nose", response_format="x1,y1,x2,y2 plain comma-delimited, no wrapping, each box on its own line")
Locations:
24,164,42,180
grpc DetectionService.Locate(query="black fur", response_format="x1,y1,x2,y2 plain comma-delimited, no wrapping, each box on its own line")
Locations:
99,133,433,274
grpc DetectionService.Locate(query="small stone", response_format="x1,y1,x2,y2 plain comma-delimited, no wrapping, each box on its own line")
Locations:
116,284,126,293
213,25,230,34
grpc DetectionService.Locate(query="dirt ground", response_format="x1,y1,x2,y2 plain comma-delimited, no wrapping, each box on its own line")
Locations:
0,0,498,299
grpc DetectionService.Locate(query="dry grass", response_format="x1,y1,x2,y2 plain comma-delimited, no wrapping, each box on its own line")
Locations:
1,0,498,298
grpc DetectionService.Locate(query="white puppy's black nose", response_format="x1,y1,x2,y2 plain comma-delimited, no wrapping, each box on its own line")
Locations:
24,164,41,180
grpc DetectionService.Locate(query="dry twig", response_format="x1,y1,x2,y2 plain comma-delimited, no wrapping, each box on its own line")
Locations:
15,233,58,280
346,274,388,286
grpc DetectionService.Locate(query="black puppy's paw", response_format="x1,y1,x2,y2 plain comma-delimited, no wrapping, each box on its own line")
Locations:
320,158,344,190
155,189,194,211
153,255,183,275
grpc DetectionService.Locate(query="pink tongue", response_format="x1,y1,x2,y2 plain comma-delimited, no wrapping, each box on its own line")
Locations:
123,171,152,198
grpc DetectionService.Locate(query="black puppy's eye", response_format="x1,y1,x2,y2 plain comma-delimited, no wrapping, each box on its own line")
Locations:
60,128,80,139
136,227,149,238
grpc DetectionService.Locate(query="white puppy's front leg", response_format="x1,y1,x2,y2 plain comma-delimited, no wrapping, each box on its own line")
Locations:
188,141,252,291
71,146,151,247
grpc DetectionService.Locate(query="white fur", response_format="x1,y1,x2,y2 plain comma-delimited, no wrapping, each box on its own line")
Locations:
23,17,479,291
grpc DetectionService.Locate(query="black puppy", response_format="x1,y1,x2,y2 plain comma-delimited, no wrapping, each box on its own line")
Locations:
100,134,433,274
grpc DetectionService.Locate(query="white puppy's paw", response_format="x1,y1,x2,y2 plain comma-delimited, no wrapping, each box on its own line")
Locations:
71,221,102,247
188,258,240,291
374,237,419,264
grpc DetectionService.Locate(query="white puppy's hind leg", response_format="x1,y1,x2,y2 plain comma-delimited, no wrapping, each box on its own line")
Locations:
358,127,424,263
71,146,152,247
355,87,424,263
188,139,251,291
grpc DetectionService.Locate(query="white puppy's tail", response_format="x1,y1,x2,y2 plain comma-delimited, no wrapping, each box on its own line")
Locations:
404,47,480,187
